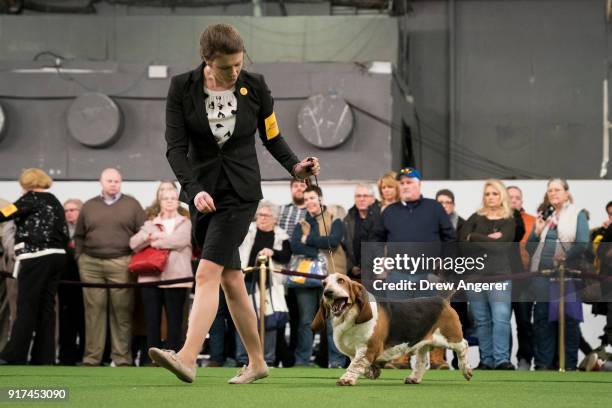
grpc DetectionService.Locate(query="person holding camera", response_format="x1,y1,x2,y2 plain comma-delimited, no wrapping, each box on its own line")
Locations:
528,178,589,370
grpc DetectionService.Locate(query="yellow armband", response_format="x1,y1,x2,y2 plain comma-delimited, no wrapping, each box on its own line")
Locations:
0,204,17,217
264,112,280,140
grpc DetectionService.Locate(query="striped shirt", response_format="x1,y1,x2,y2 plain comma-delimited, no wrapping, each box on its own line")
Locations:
277,203,306,239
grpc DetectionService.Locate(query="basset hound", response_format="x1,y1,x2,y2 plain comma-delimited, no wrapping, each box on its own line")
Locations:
311,273,473,386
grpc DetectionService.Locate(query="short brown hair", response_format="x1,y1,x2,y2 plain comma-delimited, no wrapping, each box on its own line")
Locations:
304,185,322,197
19,168,52,191
199,24,244,62
290,178,307,187
63,198,83,209
436,189,455,203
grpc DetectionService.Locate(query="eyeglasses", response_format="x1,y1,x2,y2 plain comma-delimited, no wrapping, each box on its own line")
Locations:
257,213,273,218
355,194,373,199
64,208,79,212
438,200,454,205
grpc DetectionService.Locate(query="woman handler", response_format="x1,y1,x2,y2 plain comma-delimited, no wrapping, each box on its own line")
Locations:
148,24,319,384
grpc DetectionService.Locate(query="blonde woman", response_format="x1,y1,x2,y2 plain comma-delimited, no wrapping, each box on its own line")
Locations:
0,168,68,365
459,179,515,370
377,171,399,211
145,181,189,220
528,178,588,371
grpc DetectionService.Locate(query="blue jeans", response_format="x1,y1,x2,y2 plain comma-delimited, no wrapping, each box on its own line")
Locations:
532,276,581,370
235,329,277,365
294,287,344,366
467,281,512,367
533,302,580,370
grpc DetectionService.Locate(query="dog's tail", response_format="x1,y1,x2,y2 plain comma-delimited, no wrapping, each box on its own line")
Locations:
440,287,458,302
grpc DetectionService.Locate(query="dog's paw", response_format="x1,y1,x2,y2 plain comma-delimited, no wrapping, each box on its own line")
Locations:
404,376,421,384
463,367,473,381
336,378,356,386
364,365,381,380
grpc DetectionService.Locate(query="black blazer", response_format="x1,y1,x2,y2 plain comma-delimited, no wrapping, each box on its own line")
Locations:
165,64,299,204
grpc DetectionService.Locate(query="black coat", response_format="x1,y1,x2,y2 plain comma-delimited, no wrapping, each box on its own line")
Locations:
165,63,299,204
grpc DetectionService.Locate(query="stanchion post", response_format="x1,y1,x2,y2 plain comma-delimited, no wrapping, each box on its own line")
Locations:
558,262,566,373
257,255,268,349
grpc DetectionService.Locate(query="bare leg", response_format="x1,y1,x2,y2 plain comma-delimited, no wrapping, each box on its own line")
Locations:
221,268,266,370
176,259,223,366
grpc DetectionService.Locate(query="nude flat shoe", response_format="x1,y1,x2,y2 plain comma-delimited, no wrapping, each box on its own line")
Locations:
148,347,196,383
228,364,269,384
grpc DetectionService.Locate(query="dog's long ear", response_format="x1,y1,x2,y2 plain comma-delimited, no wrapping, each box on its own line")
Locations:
311,297,328,332
351,281,373,324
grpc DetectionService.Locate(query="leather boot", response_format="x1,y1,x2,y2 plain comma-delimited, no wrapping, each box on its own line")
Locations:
384,353,412,369
430,347,450,370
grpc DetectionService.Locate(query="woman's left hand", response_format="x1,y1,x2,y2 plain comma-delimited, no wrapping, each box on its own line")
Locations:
488,232,502,239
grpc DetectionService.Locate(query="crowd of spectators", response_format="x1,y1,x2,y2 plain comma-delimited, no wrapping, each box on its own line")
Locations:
0,166,611,372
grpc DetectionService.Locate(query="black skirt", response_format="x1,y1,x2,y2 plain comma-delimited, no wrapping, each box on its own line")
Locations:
190,171,258,270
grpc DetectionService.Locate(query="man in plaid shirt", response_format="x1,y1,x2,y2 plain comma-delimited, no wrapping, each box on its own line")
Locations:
278,179,308,239
276,178,307,367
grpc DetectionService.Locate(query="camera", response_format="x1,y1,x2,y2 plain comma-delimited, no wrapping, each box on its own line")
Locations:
541,205,555,221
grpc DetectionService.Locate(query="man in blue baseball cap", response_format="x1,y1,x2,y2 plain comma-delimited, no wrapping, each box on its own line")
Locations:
371,166,454,244
395,167,422,203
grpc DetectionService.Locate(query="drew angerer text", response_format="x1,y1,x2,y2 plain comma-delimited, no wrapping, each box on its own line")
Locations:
371,279,509,293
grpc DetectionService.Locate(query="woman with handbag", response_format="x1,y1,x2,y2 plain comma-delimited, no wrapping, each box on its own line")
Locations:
130,188,193,354
290,185,346,367
528,178,589,370
235,201,291,367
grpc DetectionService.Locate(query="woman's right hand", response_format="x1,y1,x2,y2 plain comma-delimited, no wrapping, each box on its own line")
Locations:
194,191,216,213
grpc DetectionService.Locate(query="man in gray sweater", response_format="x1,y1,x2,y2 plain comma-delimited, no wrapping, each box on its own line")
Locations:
74,168,146,366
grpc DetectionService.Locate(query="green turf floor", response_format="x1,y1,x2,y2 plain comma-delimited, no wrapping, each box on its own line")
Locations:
1,366,611,408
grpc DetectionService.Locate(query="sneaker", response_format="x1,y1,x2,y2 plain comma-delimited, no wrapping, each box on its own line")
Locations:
495,362,516,370
148,348,196,383
476,362,493,370
517,358,531,371
228,364,269,384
